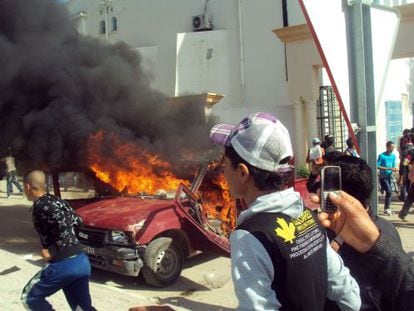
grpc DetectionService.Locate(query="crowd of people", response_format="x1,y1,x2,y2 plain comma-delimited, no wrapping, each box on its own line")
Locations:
365,127,414,221
305,132,414,218
209,112,414,310
5,114,414,310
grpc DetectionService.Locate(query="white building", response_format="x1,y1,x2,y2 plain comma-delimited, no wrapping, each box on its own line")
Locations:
64,0,414,166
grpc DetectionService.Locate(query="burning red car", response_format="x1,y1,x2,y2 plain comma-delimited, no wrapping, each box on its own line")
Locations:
44,131,233,287
73,162,234,287
53,131,313,288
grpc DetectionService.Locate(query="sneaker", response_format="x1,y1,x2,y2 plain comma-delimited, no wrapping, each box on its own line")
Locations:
384,209,393,216
398,214,408,222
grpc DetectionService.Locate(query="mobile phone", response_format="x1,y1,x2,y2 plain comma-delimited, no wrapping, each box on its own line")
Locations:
320,166,342,213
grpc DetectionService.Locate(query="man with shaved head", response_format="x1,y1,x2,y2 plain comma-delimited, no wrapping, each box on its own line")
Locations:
21,170,95,310
23,170,46,199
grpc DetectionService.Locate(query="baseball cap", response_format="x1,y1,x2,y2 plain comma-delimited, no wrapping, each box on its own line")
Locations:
312,137,321,144
209,112,293,172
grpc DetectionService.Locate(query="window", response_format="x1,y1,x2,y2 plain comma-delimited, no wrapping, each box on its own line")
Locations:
385,101,402,142
111,17,118,32
99,20,106,34
317,86,347,151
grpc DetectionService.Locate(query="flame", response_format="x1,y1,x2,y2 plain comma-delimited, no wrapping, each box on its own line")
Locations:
88,131,189,194
88,130,236,236
200,170,236,234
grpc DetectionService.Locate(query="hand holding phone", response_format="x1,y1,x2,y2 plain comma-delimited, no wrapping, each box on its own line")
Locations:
320,166,342,213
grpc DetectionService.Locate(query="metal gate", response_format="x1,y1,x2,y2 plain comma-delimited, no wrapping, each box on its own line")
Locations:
317,86,347,151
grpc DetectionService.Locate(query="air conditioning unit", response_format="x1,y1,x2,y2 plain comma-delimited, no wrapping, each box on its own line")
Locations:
192,15,213,32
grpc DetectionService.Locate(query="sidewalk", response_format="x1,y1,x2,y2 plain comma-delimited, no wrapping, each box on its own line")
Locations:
377,195,414,256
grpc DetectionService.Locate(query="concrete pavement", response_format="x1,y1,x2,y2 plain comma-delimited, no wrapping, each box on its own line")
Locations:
1,178,414,310
0,181,237,311
377,195,414,256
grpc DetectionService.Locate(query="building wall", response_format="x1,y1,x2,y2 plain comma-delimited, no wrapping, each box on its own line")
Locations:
175,30,231,101
64,0,292,127
64,0,414,166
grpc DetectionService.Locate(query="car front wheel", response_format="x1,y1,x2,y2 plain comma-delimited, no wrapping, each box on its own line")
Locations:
141,237,183,287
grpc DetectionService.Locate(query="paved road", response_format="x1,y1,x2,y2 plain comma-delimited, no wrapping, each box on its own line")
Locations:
377,196,414,256
1,180,414,310
0,188,237,311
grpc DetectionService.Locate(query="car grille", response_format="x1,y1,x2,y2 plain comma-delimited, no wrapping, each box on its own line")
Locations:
77,226,108,247
88,254,106,267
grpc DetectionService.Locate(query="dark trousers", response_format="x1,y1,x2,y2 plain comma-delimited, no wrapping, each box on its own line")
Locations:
400,184,414,218
400,180,409,201
21,253,93,310
380,176,392,210
399,168,410,201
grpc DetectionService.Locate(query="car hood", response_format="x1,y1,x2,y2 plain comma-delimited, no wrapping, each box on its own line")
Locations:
76,196,175,231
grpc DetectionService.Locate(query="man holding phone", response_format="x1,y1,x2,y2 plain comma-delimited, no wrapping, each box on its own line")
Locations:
317,190,414,311
209,112,360,310
326,156,402,310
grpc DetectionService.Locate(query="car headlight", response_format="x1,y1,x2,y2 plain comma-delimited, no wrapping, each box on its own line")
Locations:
110,230,130,245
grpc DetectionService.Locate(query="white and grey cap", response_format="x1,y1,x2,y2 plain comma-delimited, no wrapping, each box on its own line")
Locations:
209,112,294,172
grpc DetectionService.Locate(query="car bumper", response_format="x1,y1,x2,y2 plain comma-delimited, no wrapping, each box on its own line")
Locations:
81,244,144,277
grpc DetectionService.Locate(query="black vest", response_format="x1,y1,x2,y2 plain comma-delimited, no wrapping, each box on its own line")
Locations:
238,209,334,311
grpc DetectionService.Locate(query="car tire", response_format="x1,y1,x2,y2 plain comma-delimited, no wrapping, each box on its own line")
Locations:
142,237,183,287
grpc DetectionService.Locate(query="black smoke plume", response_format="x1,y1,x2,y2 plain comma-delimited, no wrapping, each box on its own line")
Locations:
0,0,217,172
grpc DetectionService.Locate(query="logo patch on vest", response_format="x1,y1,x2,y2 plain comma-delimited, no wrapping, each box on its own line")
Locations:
274,210,324,260
275,218,296,243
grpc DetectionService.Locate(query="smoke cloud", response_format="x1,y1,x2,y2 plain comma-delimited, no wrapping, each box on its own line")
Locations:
0,0,217,172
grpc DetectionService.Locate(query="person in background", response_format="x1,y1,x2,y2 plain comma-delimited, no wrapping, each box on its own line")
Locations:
305,137,325,195
344,137,359,157
398,148,414,222
305,137,325,191
21,170,95,311
330,155,402,310
398,129,412,157
398,131,414,201
320,135,329,149
210,112,360,311
377,141,397,216
316,190,414,311
306,137,325,172
2,147,23,198
321,135,337,155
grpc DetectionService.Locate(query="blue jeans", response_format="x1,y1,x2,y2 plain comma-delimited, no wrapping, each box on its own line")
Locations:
380,176,392,210
21,253,93,311
7,170,23,196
